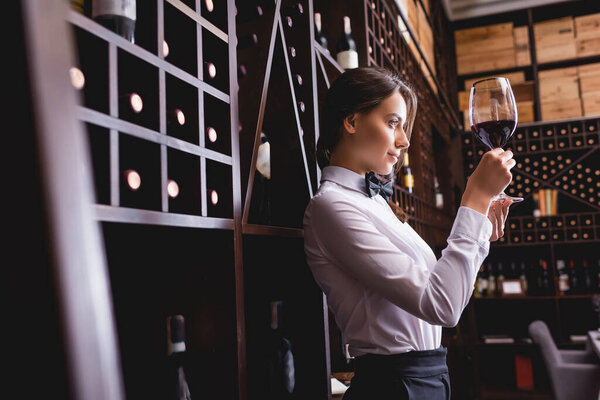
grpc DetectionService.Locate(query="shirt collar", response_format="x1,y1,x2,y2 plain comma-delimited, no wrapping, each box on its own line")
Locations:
320,166,369,196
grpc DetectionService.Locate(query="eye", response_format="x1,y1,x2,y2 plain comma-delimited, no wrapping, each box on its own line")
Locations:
388,119,399,128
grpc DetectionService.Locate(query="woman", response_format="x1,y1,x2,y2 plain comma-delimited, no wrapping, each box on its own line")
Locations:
303,66,514,399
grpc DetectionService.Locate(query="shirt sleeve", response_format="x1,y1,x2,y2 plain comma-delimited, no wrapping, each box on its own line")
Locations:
307,193,492,328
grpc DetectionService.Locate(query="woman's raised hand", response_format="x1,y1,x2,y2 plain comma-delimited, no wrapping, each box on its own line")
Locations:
461,148,516,215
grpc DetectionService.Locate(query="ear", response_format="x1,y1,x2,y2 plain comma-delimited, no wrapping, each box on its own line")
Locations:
343,113,357,134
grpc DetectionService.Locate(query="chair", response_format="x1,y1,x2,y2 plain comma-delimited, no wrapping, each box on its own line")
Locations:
528,320,600,400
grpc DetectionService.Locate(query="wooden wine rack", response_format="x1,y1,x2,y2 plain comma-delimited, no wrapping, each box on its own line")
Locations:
456,5,600,398
462,116,600,247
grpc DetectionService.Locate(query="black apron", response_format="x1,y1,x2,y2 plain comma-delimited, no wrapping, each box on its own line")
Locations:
342,346,451,400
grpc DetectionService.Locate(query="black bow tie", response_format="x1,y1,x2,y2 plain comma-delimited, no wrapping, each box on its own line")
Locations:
365,172,393,201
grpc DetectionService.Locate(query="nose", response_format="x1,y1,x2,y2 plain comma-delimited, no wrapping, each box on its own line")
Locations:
395,127,410,150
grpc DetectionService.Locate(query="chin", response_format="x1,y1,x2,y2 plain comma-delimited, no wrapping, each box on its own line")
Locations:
374,164,394,176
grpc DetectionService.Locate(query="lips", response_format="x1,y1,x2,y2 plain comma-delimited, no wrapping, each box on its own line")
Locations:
388,152,400,161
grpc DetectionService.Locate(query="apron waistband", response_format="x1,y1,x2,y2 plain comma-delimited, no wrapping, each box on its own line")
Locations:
353,346,448,378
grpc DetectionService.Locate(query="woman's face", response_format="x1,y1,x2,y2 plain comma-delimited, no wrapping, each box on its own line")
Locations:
348,91,409,175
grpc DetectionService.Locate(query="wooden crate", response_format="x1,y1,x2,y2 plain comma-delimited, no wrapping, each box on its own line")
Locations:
455,22,514,42
512,81,535,103
541,98,582,121
578,62,600,94
582,93,600,116
455,34,514,57
457,48,516,75
576,36,600,58
534,17,576,63
575,13,600,40
458,90,469,111
418,2,435,73
534,16,574,44
538,67,580,101
396,0,418,38
514,26,531,66
455,22,515,75
463,71,526,90
517,101,535,123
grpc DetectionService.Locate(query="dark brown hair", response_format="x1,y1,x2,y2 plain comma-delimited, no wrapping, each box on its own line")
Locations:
317,66,417,222
316,66,418,177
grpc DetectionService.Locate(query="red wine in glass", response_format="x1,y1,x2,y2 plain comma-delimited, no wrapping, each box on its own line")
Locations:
469,77,523,203
471,119,517,149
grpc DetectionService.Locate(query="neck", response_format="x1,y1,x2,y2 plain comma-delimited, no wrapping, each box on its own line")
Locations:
329,147,368,176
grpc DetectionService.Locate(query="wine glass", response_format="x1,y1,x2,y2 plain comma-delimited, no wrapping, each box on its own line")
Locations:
470,77,523,203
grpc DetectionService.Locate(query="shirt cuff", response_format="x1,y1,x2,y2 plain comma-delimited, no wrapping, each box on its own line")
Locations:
450,206,493,248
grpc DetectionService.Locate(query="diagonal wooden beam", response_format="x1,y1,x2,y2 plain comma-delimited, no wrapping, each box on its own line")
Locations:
277,13,314,198
242,0,283,224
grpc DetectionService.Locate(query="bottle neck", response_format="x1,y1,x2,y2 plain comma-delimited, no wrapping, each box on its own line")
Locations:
315,13,322,33
343,16,352,35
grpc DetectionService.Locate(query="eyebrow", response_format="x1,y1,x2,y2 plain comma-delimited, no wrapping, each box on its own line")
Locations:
385,112,404,121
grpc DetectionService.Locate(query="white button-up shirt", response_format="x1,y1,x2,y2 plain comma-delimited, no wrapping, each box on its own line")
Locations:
303,166,492,357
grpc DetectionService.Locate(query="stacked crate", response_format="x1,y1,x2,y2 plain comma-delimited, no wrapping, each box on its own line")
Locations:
579,62,600,116
395,0,436,93
514,26,532,66
534,13,600,63
575,13,600,58
539,67,582,121
455,22,516,75
533,17,576,64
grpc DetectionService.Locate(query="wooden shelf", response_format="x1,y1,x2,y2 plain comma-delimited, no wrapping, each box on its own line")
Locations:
242,224,303,237
68,10,230,103
94,204,235,229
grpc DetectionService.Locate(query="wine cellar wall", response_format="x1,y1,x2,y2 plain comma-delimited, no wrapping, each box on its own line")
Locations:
455,2,600,399
19,0,600,399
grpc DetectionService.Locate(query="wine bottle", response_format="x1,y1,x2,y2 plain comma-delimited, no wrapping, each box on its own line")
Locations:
282,3,303,18
163,40,170,58
250,132,271,224
204,61,217,79
167,179,179,199
582,259,592,294
568,260,579,294
69,67,85,90
402,153,414,194
124,169,141,191
166,315,192,400
335,16,359,69
168,108,186,127
486,263,496,297
238,65,247,79
92,0,136,43
235,4,263,23
557,259,570,295
237,33,258,50
519,262,528,295
539,259,552,295
206,126,218,143
210,189,219,205
476,264,488,297
71,0,85,14
268,301,295,399
314,12,329,53
434,176,443,209
120,92,144,114
497,262,505,291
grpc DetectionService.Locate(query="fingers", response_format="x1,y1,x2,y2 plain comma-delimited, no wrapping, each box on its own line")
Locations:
498,149,514,162
494,201,504,238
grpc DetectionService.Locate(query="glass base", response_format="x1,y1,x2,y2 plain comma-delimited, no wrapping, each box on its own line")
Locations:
492,192,524,203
